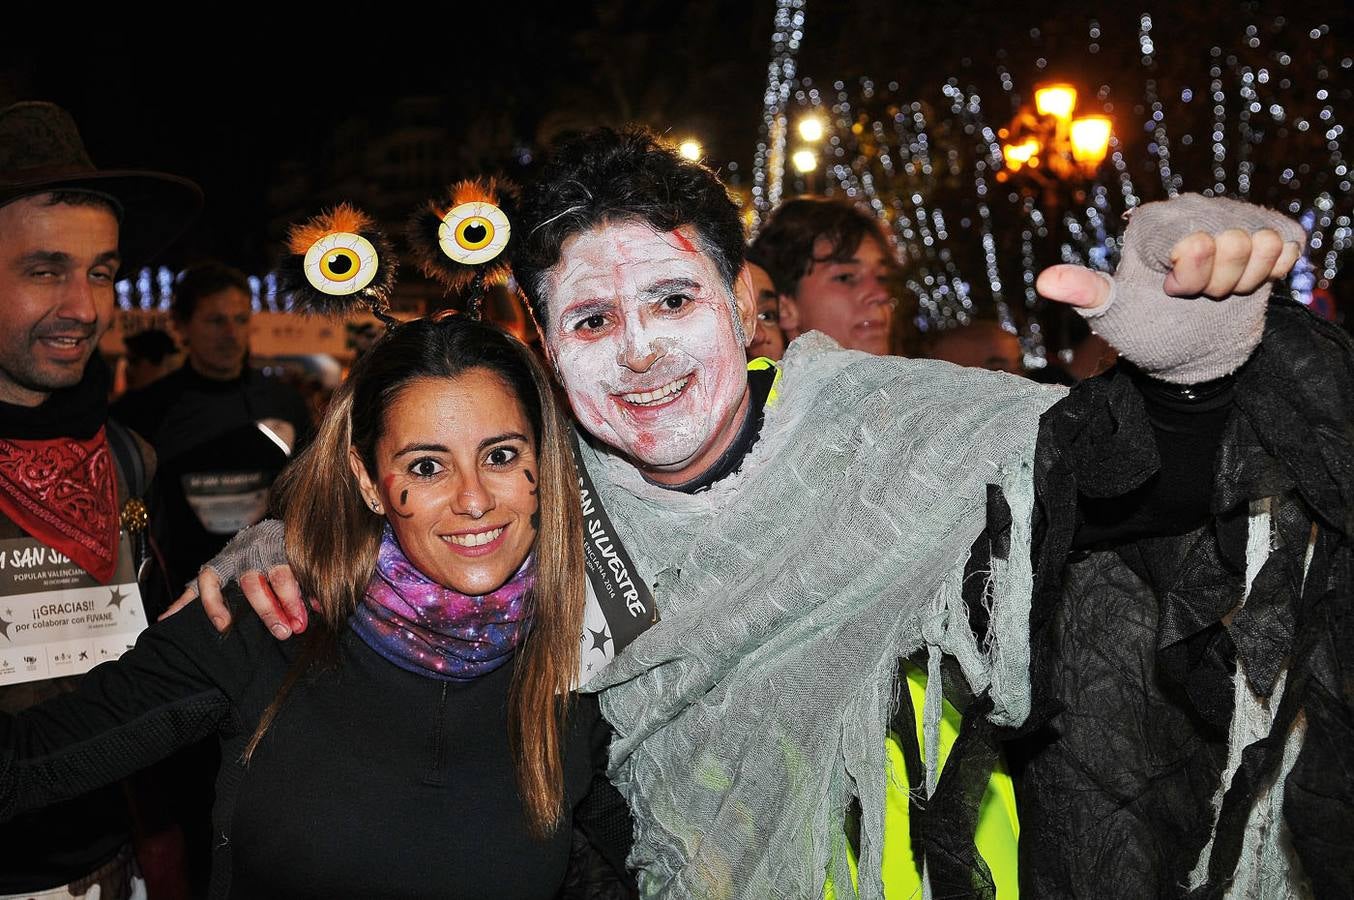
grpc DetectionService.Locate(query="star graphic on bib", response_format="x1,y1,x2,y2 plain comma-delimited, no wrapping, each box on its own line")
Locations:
107,587,126,609
0,609,10,640
589,626,612,654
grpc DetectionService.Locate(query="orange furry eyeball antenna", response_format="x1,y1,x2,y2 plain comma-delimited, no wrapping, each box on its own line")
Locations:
407,177,520,319
277,203,398,326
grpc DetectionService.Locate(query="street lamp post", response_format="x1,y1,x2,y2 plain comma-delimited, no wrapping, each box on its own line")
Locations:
998,83,1115,366
789,113,826,195
792,147,818,194
998,83,1112,212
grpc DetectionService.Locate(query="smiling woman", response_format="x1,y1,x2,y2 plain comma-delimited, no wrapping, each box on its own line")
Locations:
347,370,541,598
0,315,635,898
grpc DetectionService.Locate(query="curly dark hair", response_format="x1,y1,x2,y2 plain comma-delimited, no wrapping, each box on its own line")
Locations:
749,197,893,297
511,127,746,332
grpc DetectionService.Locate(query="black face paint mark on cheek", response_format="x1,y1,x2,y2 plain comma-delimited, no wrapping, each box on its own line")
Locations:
524,470,538,496
390,487,414,519
530,510,540,531
382,475,415,518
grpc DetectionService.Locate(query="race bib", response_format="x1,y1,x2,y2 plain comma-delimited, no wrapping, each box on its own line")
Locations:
0,532,147,686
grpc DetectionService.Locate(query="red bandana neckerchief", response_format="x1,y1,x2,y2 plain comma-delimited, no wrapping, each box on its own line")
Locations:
0,427,119,583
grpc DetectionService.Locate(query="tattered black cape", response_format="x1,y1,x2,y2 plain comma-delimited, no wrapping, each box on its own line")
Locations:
1020,297,1354,898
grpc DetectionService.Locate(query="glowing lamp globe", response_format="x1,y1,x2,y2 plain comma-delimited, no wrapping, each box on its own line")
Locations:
1070,116,1113,168
797,115,826,142
1001,137,1041,172
1035,84,1078,121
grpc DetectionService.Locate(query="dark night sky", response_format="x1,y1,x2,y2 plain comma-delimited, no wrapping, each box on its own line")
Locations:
1,6,774,267
4,3,1349,270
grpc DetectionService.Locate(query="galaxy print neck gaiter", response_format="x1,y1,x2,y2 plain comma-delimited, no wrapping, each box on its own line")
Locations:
350,526,533,680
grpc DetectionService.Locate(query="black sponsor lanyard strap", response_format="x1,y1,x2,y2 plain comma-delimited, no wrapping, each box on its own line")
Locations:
569,427,658,653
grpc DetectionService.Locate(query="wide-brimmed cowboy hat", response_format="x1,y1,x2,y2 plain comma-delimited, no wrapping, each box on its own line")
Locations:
0,101,202,270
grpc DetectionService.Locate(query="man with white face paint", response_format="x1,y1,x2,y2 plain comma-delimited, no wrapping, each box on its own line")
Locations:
187,128,1352,900
541,221,756,484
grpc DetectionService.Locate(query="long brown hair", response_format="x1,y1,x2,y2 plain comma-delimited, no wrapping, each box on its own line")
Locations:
245,316,584,837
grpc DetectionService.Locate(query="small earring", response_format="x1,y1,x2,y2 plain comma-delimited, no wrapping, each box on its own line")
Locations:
370,500,382,513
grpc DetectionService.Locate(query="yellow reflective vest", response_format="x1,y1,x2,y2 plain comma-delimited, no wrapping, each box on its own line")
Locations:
824,663,1020,899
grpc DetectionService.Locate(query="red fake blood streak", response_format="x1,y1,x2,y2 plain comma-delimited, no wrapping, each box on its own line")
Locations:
669,230,697,254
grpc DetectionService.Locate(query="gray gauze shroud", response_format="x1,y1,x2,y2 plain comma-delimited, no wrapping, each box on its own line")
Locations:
582,333,1063,899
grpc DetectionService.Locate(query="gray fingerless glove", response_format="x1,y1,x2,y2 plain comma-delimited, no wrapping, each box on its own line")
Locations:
191,518,287,592
1081,193,1306,384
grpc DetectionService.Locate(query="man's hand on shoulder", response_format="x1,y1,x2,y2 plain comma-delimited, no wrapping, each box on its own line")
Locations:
1036,194,1306,384
156,519,306,639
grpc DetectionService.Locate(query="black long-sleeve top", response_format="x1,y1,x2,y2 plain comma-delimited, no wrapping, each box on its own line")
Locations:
0,589,627,899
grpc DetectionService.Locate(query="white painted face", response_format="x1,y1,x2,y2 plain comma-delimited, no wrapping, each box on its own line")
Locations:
542,220,754,486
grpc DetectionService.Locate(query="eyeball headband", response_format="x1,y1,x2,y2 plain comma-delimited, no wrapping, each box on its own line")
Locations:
407,177,519,320
279,178,521,326
277,203,398,325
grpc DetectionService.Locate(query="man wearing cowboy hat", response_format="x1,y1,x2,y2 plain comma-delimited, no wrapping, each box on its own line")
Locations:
0,101,200,900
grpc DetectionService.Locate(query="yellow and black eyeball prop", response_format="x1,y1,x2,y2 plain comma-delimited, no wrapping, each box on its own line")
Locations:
277,204,398,324
408,178,519,298
305,231,379,295
439,200,510,266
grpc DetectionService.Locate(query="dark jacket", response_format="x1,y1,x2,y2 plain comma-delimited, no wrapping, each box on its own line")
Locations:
112,363,314,596
1018,297,1354,898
